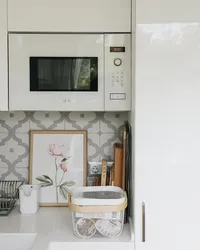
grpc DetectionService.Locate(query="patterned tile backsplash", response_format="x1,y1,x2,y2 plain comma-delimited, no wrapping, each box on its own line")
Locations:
0,111,128,181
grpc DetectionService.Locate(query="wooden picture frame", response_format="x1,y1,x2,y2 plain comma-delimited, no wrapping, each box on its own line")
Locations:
29,130,87,207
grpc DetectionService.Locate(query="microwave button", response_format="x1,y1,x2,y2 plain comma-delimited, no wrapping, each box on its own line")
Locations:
114,58,122,67
110,93,126,100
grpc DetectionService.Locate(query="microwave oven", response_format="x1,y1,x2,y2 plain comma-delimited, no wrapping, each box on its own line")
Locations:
9,34,131,111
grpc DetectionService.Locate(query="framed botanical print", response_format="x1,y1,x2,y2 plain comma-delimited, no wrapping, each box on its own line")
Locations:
29,130,87,206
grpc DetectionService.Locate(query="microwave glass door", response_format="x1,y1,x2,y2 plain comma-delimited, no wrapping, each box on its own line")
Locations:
30,57,98,91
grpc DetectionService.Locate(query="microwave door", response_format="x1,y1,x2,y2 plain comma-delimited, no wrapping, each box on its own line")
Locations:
9,34,104,111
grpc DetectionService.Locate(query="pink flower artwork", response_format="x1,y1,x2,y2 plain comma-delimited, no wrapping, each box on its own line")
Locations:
59,162,67,172
48,144,64,157
36,144,75,203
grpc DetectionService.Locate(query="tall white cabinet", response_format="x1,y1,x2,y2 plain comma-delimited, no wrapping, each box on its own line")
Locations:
134,0,200,249
0,0,8,111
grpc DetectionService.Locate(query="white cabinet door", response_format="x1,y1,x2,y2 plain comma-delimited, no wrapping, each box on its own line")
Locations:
8,0,131,32
0,0,8,111
135,23,200,250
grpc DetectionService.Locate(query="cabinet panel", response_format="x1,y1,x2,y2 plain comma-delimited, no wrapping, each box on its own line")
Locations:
137,0,200,23
8,0,131,32
135,24,200,250
0,0,8,111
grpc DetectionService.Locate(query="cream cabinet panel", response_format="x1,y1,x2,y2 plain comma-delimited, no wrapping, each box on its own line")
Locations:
0,0,8,111
8,0,131,32
135,23,200,250
137,0,200,23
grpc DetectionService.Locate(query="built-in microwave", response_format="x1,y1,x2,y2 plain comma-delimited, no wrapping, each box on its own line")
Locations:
9,34,131,111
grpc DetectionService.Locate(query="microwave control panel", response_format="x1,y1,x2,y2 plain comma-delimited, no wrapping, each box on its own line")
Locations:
105,34,131,111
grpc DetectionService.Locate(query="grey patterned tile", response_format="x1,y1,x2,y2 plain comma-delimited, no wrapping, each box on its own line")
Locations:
100,112,128,134
0,133,28,164
88,134,100,162
14,133,29,168
0,111,127,181
0,133,29,181
99,134,122,161
65,112,99,133
0,133,10,168
0,111,29,133
0,167,8,178
13,167,28,181
30,111,64,130
0,167,28,181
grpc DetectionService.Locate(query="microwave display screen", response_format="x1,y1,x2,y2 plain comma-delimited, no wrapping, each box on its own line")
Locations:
30,57,98,91
110,47,125,52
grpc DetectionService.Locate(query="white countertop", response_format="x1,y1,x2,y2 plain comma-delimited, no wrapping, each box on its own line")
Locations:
0,206,133,250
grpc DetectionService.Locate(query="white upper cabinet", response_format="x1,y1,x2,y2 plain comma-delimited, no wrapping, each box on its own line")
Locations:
0,0,8,111
8,0,131,32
